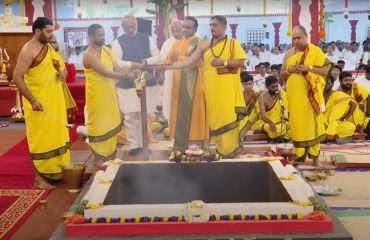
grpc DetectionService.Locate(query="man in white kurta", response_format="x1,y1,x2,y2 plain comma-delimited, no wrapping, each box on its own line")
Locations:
355,65,370,91
344,42,362,69
269,46,284,65
160,20,183,122
111,16,161,155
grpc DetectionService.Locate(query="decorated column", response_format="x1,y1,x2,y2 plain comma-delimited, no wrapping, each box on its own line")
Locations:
25,0,53,26
152,0,185,49
291,0,319,44
349,20,359,42
229,24,238,39
272,22,282,46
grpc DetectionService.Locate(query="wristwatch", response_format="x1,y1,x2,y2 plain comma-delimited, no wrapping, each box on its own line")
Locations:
224,60,228,66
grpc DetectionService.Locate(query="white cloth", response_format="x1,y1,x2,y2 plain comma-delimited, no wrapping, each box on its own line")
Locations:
247,55,264,71
245,50,253,59
76,126,88,138
123,112,144,149
355,75,370,91
68,54,83,70
341,59,356,71
76,105,88,138
326,53,337,64
160,37,179,120
259,51,270,62
333,77,340,90
116,86,159,114
117,87,159,150
344,51,362,68
253,73,270,92
335,49,346,60
268,54,284,65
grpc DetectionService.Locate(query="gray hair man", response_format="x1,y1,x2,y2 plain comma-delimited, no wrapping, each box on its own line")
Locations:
111,15,161,156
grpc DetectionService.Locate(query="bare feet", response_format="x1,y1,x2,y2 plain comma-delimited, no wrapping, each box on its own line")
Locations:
34,175,55,189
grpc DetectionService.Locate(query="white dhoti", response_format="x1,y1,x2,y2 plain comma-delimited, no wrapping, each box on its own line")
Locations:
117,86,159,149
162,70,174,121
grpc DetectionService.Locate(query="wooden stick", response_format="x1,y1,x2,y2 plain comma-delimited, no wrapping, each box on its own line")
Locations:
136,71,149,160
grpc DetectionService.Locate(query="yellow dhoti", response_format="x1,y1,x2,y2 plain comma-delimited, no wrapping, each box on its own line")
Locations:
262,95,289,140
23,44,70,180
348,83,370,129
84,47,121,161
203,38,248,157
324,91,356,138
286,44,327,161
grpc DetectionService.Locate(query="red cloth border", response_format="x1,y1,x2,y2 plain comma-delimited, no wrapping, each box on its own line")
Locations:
66,218,333,237
0,189,50,240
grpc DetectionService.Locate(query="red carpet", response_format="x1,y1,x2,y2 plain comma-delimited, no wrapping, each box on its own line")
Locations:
67,76,85,125
0,128,79,189
0,189,50,240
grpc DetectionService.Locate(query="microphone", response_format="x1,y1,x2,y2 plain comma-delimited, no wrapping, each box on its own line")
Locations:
275,90,282,100
275,90,287,116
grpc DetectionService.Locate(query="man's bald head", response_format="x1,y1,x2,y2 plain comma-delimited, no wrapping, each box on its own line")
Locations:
170,20,183,40
293,25,308,36
122,15,138,37
292,25,308,50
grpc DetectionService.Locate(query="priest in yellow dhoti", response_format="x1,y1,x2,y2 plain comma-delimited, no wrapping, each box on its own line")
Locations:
164,16,209,152
83,24,136,163
324,76,357,140
240,72,262,131
280,26,330,164
13,17,70,189
338,71,370,138
49,35,78,120
171,16,248,157
254,76,289,140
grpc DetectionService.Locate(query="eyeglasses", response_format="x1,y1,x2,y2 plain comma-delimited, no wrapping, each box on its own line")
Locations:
51,41,57,44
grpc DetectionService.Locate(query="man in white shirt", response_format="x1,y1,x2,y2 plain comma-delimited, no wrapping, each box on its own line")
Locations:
243,43,253,59
355,65,370,91
160,20,182,122
335,41,346,60
269,46,284,65
344,42,362,69
111,15,161,156
247,46,264,71
259,44,269,62
326,45,337,64
254,62,270,91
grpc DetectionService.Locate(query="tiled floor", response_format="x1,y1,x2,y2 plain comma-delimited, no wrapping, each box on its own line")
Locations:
2,119,369,239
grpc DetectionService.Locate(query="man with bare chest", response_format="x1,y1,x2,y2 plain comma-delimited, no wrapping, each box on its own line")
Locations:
254,76,289,140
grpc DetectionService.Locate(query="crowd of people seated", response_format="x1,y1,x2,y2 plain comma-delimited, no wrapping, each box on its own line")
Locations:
242,38,370,72
241,60,370,143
